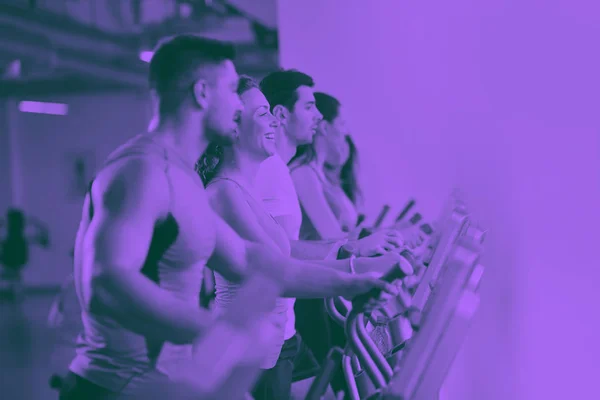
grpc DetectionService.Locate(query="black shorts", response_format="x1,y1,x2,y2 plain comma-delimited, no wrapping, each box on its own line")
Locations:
252,334,305,400
58,372,119,400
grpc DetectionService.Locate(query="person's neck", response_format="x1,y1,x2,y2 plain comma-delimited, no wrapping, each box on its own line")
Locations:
218,147,264,189
149,115,207,169
276,129,298,165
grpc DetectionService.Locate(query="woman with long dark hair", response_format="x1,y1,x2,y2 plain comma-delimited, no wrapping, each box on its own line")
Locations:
289,92,363,238
288,92,369,397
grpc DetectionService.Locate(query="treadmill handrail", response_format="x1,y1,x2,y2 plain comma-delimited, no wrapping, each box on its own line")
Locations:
325,297,347,326
384,237,483,399
346,312,387,388
411,209,469,310
355,313,394,382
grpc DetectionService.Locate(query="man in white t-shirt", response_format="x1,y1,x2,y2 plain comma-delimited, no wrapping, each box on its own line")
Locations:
254,70,378,400
256,154,304,342
255,70,406,400
255,70,335,400
253,153,303,400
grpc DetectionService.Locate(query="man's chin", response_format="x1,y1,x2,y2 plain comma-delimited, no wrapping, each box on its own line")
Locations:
299,136,314,145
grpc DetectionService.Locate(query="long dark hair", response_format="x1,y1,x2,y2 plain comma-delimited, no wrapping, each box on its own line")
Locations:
340,135,363,206
195,75,259,186
288,143,317,169
195,141,226,186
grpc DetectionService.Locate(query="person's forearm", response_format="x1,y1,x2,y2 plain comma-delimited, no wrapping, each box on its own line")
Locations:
313,258,352,273
353,257,390,275
314,223,346,242
289,238,346,260
314,254,395,275
282,260,350,298
90,269,214,345
245,243,350,298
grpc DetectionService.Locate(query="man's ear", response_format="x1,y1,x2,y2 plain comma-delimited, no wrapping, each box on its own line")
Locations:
192,79,209,110
272,104,289,125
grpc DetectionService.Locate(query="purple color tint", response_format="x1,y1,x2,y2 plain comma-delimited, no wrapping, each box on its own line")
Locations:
0,0,597,399
277,1,600,399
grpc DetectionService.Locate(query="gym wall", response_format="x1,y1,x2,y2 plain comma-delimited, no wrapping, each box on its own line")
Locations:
277,1,600,399
0,102,12,215
0,91,152,288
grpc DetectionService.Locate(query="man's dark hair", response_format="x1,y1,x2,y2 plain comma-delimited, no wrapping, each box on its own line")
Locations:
314,92,341,123
148,35,235,118
259,69,314,113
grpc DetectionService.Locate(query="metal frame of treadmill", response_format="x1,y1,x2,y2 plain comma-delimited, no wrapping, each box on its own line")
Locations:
383,236,484,400
411,208,470,311
341,209,473,398
315,194,476,400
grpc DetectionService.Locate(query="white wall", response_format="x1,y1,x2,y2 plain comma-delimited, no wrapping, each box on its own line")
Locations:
277,1,600,399
1,91,152,288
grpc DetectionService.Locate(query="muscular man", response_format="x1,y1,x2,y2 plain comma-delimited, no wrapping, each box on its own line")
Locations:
61,36,403,399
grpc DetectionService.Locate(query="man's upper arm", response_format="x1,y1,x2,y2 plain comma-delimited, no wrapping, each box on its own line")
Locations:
291,167,344,239
87,159,169,275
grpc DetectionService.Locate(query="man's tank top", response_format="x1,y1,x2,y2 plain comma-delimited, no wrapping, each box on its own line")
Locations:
207,176,290,369
69,134,216,394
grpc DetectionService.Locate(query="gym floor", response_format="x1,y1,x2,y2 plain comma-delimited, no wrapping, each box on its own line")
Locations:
0,292,333,400
0,292,68,400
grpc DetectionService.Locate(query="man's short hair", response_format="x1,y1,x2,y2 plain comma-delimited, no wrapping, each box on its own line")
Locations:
237,75,259,96
149,35,236,118
259,69,315,113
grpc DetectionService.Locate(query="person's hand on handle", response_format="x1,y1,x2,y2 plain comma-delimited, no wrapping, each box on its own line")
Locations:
340,272,399,302
402,266,424,289
351,256,414,312
391,224,425,250
355,251,412,276
349,228,404,257
347,223,365,241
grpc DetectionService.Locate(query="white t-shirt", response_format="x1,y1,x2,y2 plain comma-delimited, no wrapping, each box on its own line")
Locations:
255,155,303,340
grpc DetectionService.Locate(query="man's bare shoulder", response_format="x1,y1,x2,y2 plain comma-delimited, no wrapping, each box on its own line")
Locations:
95,150,164,187
91,148,170,217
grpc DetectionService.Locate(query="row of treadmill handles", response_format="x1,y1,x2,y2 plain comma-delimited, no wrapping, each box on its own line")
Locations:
309,209,486,400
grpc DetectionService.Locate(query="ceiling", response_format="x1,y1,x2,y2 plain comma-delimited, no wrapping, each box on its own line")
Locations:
0,0,279,97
